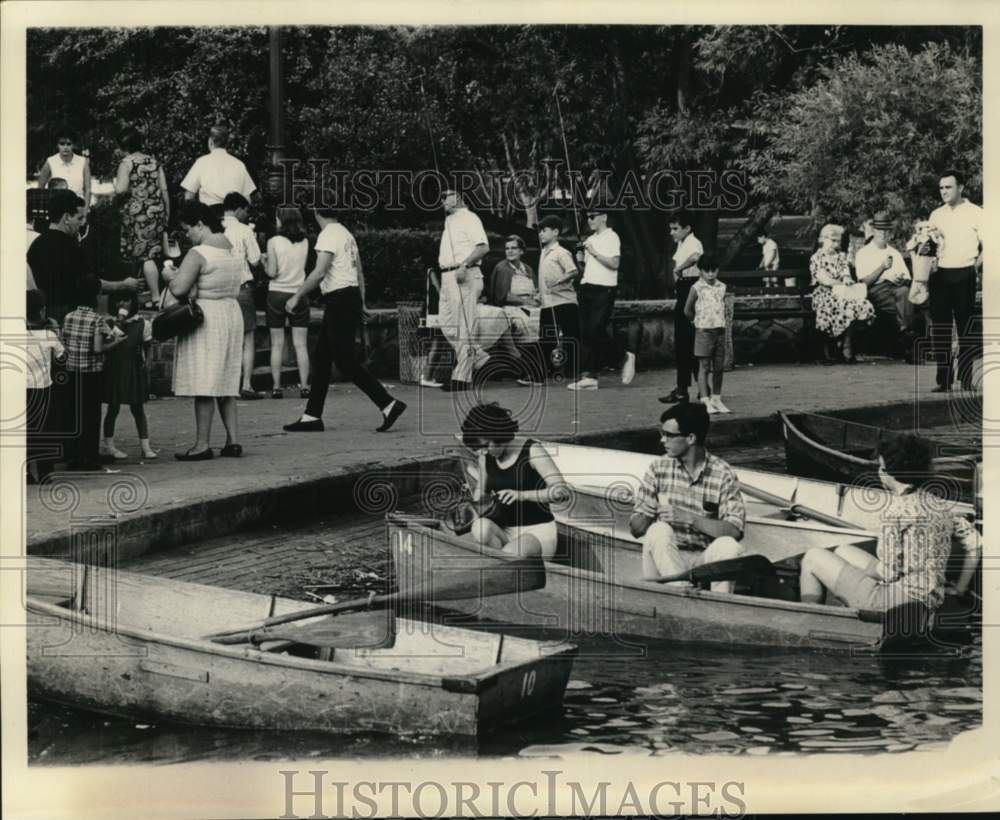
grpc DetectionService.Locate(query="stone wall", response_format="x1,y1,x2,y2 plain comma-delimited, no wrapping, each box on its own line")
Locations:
145,295,824,395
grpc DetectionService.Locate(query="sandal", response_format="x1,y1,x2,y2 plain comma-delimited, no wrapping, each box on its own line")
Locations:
299,387,311,399
271,388,283,399
175,448,213,461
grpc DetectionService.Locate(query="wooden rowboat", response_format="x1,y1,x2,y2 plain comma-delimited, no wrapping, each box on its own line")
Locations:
26,558,576,737
388,515,976,654
779,410,979,503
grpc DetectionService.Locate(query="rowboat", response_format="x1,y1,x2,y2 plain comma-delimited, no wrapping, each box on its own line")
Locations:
26,558,576,737
388,514,976,654
409,441,977,652
779,411,979,503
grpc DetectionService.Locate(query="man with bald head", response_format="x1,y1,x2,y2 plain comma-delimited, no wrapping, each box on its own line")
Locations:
181,125,257,215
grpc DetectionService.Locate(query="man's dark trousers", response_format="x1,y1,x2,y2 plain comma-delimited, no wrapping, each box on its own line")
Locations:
928,266,979,387
306,286,392,417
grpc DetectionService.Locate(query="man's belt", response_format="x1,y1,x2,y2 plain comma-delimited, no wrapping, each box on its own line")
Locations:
439,265,480,273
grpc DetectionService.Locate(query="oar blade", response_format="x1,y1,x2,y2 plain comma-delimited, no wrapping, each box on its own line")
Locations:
253,610,396,650
689,554,775,585
397,554,547,606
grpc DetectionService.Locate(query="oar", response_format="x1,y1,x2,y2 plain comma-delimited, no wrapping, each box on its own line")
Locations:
207,555,545,645
248,610,395,650
652,554,775,586
738,482,860,530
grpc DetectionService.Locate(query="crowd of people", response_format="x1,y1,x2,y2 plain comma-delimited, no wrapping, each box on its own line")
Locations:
22,124,982,482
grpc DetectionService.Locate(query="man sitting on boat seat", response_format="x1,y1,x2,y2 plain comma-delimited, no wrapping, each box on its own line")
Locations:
629,402,746,593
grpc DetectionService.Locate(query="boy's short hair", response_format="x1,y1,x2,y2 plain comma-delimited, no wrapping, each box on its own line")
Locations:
26,289,47,322
76,275,102,307
47,190,84,223
670,210,693,230
659,401,710,446
223,192,250,212
698,251,719,272
47,177,69,190
538,215,563,233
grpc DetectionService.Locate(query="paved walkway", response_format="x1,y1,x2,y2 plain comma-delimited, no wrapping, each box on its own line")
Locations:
23,359,978,550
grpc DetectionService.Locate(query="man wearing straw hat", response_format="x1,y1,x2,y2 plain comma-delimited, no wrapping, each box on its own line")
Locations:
854,211,916,360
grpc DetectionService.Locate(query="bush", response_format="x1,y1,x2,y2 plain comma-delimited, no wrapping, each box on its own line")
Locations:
355,228,439,307
84,199,132,281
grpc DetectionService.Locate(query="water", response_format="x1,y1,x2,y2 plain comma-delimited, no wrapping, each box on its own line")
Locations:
26,426,982,763
28,636,981,764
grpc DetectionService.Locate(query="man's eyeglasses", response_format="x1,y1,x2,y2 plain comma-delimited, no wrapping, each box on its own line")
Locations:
659,430,688,440
586,214,601,220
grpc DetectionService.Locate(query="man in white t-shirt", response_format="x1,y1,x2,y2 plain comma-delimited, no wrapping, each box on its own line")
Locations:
567,209,635,390
854,211,915,358
222,192,264,399
282,209,406,434
181,126,257,213
437,190,491,391
927,170,983,392
660,211,704,404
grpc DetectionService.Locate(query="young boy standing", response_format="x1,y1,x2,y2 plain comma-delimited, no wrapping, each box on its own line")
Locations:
536,215,581,383
661,211,703,404
24,289,66,482
62,276,126,470
684,253,731,414
222,192,264,399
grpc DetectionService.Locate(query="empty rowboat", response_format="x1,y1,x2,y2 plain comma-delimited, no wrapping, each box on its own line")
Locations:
26,558,576,737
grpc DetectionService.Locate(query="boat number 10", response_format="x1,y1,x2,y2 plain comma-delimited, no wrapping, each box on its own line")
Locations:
520,670,536,698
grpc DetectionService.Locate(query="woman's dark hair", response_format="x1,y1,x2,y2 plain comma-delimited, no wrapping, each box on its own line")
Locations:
276,206,307,243
26,289,47,324
880,433,936,489
461,403,519,448
178,200,223,234
120,128,144,154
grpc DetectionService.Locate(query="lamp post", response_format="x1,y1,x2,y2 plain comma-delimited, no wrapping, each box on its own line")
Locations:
265,25,286,202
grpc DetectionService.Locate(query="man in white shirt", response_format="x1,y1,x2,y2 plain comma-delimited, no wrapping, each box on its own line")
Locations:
181,126,257,213
660,211,703,404
927,170,983,392
567,209,635,390
282,209,406,433
854,211,915,358
756,229,781,287
221,192,264,399
437,190,490,391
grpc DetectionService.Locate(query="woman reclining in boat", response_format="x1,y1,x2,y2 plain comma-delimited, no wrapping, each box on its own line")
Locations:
459,403,568,559
798,434,952,612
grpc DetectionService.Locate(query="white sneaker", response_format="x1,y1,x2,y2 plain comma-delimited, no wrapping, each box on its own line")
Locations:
701,396,719,414
567,377,599,391
419,377,444,388
517,378,544,386
711,396,732,414
621,352,636,385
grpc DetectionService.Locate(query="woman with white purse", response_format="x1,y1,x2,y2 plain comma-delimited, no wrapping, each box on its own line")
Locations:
809,223,876,363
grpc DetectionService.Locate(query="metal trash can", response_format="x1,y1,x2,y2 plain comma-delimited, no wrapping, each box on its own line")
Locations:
397,301,426,385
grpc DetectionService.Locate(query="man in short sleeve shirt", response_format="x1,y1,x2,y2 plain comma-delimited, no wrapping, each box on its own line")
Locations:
568,209,635,390
927,170,983,392
661,211,704,404
181,126,257,213
629,401,746,593
437,190,490,390
854,210,915,356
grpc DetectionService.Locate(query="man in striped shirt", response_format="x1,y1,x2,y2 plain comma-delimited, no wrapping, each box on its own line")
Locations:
629,401,746,592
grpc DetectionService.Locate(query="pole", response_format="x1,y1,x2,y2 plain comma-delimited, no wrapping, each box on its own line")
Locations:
553,84,582,241
266,26,286,198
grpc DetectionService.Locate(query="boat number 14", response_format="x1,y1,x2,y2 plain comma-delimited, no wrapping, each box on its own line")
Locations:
520,670,536,698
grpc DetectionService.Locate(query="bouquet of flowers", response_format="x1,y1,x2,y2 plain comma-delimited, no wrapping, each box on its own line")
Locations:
905,221,945,305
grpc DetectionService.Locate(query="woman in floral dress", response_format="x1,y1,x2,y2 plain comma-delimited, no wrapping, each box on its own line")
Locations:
809,223,876,362
115,129,170,307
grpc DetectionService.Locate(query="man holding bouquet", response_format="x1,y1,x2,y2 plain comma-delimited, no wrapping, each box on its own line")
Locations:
928,170,983,392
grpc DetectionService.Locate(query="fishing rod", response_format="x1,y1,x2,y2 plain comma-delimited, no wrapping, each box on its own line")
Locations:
553,83,583,245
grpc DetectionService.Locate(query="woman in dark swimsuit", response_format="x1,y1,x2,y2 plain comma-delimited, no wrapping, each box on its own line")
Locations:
459,403,568,558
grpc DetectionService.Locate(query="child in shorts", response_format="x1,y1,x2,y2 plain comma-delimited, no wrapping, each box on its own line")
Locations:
683,252,731,414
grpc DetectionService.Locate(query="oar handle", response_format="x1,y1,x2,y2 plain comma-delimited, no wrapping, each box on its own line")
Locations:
738,481,859,530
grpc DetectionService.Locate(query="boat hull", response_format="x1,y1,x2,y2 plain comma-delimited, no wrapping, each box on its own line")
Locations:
26,559,576,736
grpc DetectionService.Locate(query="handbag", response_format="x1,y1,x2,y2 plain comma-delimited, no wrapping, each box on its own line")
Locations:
152,290,203,341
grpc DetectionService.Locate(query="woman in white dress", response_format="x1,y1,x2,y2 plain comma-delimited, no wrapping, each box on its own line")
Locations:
165,202,244,460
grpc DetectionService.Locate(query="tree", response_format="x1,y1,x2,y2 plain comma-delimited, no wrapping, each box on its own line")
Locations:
753,43,982,238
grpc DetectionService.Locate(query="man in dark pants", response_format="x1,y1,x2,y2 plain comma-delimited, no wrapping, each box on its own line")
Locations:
928,170,983,392
282,209,407,432
660,211,703,403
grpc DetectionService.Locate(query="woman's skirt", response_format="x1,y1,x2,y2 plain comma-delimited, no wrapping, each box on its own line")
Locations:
172,298,242,396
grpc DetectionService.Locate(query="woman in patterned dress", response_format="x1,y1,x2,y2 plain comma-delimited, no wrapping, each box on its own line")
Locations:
809,223,876,362
165,202,243,460
798,434,953,613
115,129,170,307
